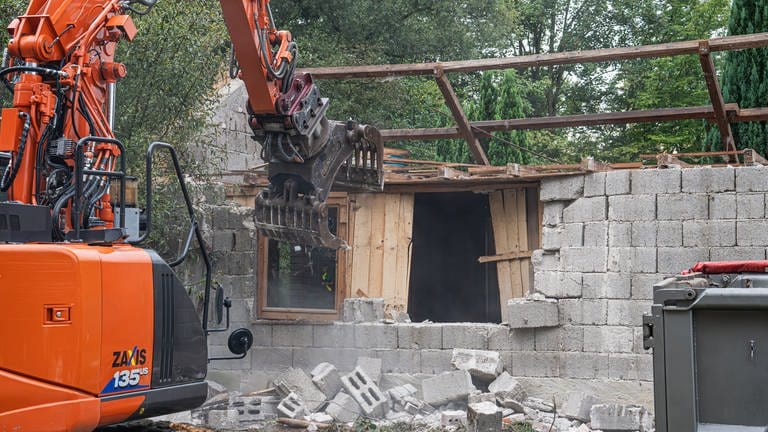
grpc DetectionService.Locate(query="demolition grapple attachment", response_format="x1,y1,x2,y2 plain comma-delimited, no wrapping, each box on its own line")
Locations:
254,119,384,250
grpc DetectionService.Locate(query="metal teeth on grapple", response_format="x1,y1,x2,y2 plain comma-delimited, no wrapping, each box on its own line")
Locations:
254,190,348,250
335,124,384,192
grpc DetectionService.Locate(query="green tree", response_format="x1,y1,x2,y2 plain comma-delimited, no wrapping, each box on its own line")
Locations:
706,0,768,155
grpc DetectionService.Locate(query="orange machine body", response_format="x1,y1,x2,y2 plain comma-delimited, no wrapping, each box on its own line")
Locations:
0,244,207,431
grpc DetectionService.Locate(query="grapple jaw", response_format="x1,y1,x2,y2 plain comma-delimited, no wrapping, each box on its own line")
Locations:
253,120,383,250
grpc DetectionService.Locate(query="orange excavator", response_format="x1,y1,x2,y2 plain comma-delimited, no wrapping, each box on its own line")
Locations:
0,0,383,431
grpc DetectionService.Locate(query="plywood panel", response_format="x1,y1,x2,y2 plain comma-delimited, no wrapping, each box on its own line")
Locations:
381,194,402,306
503,189,524,300
367,195,387,298
516,190,531,297
489,191,513,320
394,194,415,309
351,193,373,297
491,188,532,320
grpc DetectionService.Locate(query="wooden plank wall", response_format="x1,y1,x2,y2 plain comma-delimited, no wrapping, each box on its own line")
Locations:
347,193,415,313
489,188,532,321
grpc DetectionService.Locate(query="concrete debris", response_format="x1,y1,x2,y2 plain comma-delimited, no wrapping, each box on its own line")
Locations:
440,410,467,427
387,383,418,410
343,298,384,323
306,412,334,424
311,362,343,400
206,409,239,430
451,348,503,381
467,401,502,432
488,372,527,402
498,397,525,412
422,370,475,406
356,356,383,384
390,310,412,323
559,391,600,422
523,397,555,413
340,366,388,418
273,367,326,412
468,392,497,405
503,413,526,425
507,296,560,329
324,392,361,424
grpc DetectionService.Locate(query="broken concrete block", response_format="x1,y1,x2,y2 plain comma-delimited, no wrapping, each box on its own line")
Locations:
498,398,525,413
504,413,526,424
311,362,343,400
277,392,307,419
325,392,361,424
306,412,334,424
343,298,384,322
441,410,468,427
468,392,497,405
506,297,559,328
230,395,272,423
207,409,239,430
523,397,554,413
488,372,526,402
273,368,326,412
468,401,502,432
451,349,503,381
422,370,475,407
403,396,434,415
558,391,600,422
340,366,388,418
590,404,651,431
387,383,418,410
356,356,383,384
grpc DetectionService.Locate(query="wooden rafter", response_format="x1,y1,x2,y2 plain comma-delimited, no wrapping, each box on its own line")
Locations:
300,33,768,79
699,41,737,159
433,67,490,165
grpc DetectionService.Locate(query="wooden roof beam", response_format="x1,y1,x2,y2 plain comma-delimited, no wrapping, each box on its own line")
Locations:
699,41,737,160
300,33,768,80
433,67,490,165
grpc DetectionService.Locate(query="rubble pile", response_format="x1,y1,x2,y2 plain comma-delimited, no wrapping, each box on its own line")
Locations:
177,348,654,431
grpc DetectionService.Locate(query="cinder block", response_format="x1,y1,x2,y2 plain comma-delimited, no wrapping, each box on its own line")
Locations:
354,323,397,349
736,166,768,192
534,271,582,298
451,349,503,381
609,195,656,221
276,392,307,419
583,326,634,353
531,250,561,272
311,362,343,400
633,326,646,354
682,167,735,193
356,357,383,383
559,352,610,379
534,326,583,352
421,349,453,374
292,347,361,372
542,202,566,227
710,193,737,219
631,222,657,247
738,220,768,246
584,172,607,197
207,409,240,429
606,171,631,195
631,247,657,273
273,324,313,347
657,247,709,273
325,391,361,424
563,197,607,223
488,371,526,401
343,298,384,322
511,352,559,377
609,222,632,247
683,220,736,247
559,299,607,325
583,272,631,299
657,221,683,247
631,273,664,300
608,354,644,381
607,300,648,326
250,347,293,372
421,370,475,406
558,391,601,422
737,193,766,219
314,323,355,348
488,327,535,351
590,404,653,431
584,222,608,247
388,383,418,408
441,410,468,427
468,392,497,405
507,298,559,329
637,354,654,381
442,324,490,349
467,401,502,432
273,368,326,412
230,395,274,422
541,226,563,251
540,175,585,202
340,367,388,418
657,194,708,220
373,350,420,374
607,247,630,272
561,247,607,272
632,168,681,194
397,324,442,349
563,223,584,247
711,247,766,261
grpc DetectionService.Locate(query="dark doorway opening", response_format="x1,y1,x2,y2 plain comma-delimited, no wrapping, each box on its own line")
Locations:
408,192,500,323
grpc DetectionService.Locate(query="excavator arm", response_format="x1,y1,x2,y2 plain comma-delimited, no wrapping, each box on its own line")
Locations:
220,0,384,249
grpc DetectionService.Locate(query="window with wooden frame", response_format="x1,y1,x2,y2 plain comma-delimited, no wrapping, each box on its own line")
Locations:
256,194,349,320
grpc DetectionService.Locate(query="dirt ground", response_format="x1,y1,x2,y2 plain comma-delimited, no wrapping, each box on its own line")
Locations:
97,420,538,432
